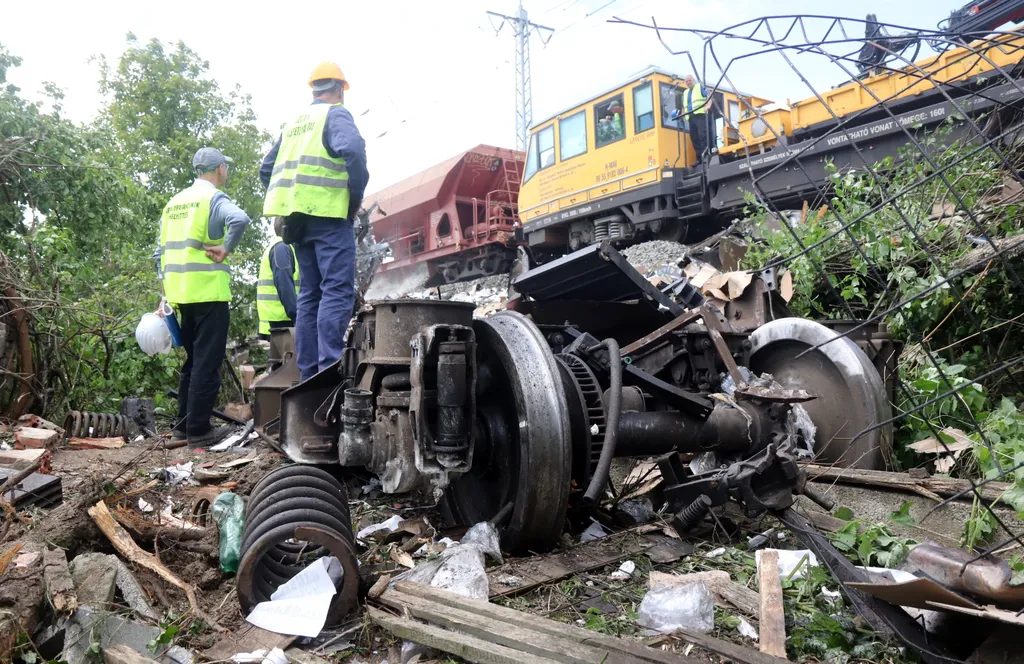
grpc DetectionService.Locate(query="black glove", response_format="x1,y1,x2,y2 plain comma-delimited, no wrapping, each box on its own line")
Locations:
348,198,363,222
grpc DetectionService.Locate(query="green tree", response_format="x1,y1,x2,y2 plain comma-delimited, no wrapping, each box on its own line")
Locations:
96,34,272,341
0,37,272,418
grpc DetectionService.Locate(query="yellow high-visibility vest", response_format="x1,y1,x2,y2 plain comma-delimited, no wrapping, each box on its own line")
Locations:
160,184,231,304
263,104,351,219
257,236,300,335
684,85,708,116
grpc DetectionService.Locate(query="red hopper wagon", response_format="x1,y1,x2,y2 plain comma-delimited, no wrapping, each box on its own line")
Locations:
364,145,524,294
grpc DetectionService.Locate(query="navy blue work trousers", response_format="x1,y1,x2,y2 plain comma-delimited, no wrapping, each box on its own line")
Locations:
290,214,356,380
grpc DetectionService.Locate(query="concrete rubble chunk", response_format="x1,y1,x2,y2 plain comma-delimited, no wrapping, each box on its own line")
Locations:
69,552,118,606
42,547,78,614
14,427,59,450
68,552,159,621
63,605,193,664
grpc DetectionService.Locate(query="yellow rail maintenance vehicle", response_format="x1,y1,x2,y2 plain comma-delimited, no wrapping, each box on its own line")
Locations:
518,34,1024,261
517,67,765,254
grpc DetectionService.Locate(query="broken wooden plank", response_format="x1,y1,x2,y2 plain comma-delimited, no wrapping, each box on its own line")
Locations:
202,624,295,662
390,581,698,664
381,586,637,664
803,464,1010,504
42,547,77,614
757,550,787,659
103,644,160,664
796,505,961,549
87,500,224,632
649,570,760,619
369,606,563,664
674,629,790,664
68,436,125,450
487,528,654,598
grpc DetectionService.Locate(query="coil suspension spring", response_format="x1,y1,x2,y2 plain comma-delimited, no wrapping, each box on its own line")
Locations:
63,411,133,439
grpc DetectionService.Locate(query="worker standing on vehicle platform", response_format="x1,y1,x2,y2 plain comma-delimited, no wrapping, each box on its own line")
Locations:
260,62,369,381
257,218,300,340
673,75,710,165
156,147,251,447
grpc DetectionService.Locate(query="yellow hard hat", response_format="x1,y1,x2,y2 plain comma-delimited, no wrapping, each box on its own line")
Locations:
308,61,350,91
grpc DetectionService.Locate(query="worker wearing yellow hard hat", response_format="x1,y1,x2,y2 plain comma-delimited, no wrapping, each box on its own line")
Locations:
308,61,350,91
259,62,369,380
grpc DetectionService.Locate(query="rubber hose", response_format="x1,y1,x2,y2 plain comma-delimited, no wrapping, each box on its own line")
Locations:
582,338,622,505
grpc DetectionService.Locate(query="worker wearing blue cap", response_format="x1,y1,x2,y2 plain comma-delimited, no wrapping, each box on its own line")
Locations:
154,147,251,447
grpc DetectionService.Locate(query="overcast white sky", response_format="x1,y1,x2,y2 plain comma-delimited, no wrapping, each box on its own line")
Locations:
3,0,961,195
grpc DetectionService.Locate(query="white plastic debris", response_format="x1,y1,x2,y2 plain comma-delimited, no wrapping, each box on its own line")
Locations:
821,587,842,605
689,452,719,475
611,560,636,580
245,556,341,637
581,520,607,542
398,521,503,601
756,548,818,580
356,514,404,540
495,574,523,587
787,404,817,458
0,442,11,451
637,582,715,634
133,435,145,444
737,617,759,641
210,430,257,452
232,648,287,664
590,423,600,435
137,498,154,513
706,547,727,558
163,462,194,485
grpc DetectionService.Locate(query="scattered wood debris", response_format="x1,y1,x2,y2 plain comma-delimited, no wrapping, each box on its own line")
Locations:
803,463,1011,504
67,436,125,450
87,499,224,632
649,570,760,618
756,549,787,659
486,526,659,598
374,581,698,663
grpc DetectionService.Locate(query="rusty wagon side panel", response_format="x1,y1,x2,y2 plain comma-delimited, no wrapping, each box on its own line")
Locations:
366,145,525,286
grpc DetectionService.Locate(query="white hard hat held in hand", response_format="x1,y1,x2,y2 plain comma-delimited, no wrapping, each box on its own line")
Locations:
136,312,172,356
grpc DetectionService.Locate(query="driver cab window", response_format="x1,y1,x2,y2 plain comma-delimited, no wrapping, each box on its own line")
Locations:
524,125,556,181
594,94,626,148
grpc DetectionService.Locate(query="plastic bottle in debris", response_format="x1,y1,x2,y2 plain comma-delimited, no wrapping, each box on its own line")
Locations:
212,492,245,574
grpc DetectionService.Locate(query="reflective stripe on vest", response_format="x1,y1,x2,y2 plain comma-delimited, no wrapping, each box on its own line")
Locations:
159,184,231,304
685,85,708,115
257,237,300,335
263,104,351,219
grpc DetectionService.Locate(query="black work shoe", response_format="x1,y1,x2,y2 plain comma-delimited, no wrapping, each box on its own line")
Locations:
171,429,187,441
187,425,233,449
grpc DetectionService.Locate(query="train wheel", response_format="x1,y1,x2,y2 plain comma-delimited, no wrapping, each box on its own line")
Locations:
748,318,892,469
654,219,688,243
443,311,572,554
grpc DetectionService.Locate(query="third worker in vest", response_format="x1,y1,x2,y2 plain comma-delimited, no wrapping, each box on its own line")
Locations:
260,61,369,380
256,217,300,340
156,147,251,447
676,75,710,164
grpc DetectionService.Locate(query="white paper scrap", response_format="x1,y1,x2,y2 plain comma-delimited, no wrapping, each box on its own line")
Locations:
245,557,339,637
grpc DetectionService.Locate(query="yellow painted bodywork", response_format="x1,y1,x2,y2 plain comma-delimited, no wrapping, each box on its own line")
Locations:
519,71,756,223
721,32,1024,158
